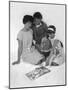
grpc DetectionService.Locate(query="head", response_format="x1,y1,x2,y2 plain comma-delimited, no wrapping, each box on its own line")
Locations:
33,12,42,25
48,25,56,39
23,15,33,29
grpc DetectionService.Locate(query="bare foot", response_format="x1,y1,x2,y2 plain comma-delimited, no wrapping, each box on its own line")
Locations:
12,61,20,65
51,62,59,66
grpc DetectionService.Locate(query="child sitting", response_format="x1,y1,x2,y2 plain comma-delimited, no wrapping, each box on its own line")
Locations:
12,15,45,65
46,25,64,66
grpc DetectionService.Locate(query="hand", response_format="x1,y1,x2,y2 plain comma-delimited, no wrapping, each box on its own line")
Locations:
31,46,35,51
12,60,20,65
33,40,36,45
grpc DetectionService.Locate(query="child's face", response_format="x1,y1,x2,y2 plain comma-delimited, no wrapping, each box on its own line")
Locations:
49,33,55,39
26,22,32,28
34,18,41,25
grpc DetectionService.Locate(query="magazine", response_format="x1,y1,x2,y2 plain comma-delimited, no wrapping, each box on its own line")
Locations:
26,66,50,80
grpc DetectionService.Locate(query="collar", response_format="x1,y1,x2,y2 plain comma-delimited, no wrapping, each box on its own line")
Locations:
36,23,42,28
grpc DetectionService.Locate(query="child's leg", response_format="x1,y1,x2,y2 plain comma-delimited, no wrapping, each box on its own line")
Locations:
45,53,59,66
45,51,54,66
35,51,51,67
35,58,46,66
48,55,56,66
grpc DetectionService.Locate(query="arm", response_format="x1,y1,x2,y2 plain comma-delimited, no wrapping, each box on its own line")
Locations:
42,21,48,32
17,39,23,62
33,40,36,45
12,39,23,65
41,21,48,38
46,48,56,66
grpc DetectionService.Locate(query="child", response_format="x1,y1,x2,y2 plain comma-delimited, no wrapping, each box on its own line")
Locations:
46,25,64,66
12,15,44,65
12,15,33,65
35,34,52,66
32,12,48,45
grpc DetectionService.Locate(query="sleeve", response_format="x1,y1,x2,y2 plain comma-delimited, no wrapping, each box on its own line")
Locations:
53,40,58,48
17,31,23,41
42,21,48,32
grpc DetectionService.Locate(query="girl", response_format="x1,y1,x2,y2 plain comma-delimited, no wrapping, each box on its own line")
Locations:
46,25,64,66
12,15,44,65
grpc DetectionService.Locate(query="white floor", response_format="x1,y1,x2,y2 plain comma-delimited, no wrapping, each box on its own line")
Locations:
10,54,65,88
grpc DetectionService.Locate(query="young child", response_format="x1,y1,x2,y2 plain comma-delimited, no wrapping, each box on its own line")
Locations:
32,12,48,45
46,25,64,66
12,15,33,65
12,15,45,65
35,34,52,66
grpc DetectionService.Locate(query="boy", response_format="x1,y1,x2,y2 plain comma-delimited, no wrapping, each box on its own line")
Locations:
32,12,48,45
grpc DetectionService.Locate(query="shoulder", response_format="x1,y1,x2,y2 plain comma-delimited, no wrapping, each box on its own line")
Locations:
17,29,24,40
18,29,24,35
53,39,63,48
41,21,48,27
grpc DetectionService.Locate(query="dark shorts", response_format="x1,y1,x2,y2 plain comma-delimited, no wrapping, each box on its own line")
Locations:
35,51,50,65
41,51,50,59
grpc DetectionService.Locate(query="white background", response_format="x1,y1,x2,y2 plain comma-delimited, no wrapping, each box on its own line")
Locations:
10,1,65,57
0,0,68,90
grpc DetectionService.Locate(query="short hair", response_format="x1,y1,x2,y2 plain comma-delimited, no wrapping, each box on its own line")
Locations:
33,12,42,19
47,25,56,34
23,15,33,24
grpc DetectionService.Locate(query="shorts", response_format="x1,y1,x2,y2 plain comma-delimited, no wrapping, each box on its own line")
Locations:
41,51,50,59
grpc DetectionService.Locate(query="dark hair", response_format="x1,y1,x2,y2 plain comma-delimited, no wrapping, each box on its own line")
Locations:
33,12,42,19
48,25,56,34
23,15,33,24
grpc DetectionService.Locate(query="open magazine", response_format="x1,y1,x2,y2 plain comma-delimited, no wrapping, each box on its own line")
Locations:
26,66,50,80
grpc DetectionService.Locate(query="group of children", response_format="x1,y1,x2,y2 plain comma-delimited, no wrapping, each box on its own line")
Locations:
12,12,64,67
